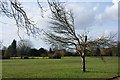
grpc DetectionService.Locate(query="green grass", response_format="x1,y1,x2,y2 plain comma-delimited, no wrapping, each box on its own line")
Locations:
2,56,119,78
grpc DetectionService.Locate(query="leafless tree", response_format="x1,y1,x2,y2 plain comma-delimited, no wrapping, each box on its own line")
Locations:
0,0,42,39
38,0,116,72
17,39,33,57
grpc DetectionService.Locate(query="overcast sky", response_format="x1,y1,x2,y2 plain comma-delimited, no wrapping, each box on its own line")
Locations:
0,0,118,49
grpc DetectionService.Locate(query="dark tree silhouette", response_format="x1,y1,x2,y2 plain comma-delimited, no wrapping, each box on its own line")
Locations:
49,48,53,53
7,45,12,56
11,40,17,56
39,48,48,57
29,48,39,56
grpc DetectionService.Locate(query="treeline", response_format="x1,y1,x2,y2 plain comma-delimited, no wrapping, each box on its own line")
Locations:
2,39,66,59
1,39,119,59
2,40,43,59
85,47,118,56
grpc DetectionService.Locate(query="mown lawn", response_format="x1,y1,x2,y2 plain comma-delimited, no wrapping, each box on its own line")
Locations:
2,56,119,78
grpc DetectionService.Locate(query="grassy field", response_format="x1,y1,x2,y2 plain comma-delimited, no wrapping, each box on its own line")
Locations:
2,56,119,78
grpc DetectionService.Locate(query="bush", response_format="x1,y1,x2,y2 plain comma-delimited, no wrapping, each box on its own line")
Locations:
3,50,10,59
2,56,10,59
52,56,61,59
49,56,53,59
13,53,18,57
49,56,61,59
41,54,47,58
48,54,53,59
23,56,29,59
52,50,62,59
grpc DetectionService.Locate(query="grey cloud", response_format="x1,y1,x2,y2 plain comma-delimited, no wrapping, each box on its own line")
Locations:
66,4,97,29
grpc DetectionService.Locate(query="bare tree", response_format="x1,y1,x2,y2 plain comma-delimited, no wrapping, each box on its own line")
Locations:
0,0,42,39
17,39,33,57
38,0,116,72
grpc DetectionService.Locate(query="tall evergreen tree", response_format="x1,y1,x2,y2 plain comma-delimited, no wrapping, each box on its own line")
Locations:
11,40,17,56
49,48,53,54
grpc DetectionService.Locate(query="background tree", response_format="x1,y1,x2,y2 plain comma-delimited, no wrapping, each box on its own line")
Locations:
39,0,116,72
2,46,7,56
53,50,62,59
111,46,118,56
17,39,33,57
11,40,17,56
3,50,10,59
39,48,48,57
28,48,39,56
95,48,101,56
6,40,17,57
7,45,12,57
49,48,53,54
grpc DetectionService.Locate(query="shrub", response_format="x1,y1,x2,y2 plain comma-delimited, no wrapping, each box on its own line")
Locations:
48,54,53,59
23,56,29,59
13,53,18,57
41,54,46,57
52,56,61,59
2,56,10,59
3,50,10,59
52,50,62,59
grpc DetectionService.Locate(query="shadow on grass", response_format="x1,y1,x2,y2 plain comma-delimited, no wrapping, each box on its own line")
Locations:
85,70,117,74
85,71,119,80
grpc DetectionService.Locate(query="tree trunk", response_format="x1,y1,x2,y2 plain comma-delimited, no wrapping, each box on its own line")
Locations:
81,55,86,72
